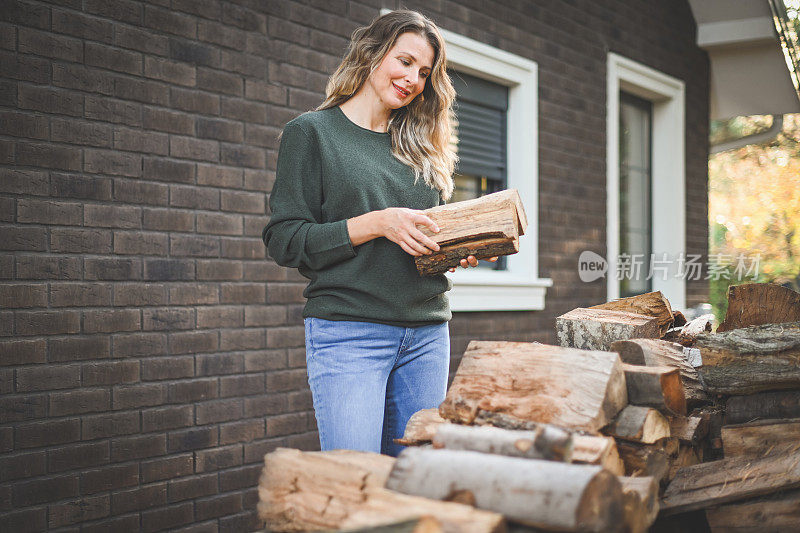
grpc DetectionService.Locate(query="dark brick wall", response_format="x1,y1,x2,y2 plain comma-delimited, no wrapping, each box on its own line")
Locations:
0,0,707,531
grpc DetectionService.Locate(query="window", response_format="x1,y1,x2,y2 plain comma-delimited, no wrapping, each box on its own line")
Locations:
607,53,686,310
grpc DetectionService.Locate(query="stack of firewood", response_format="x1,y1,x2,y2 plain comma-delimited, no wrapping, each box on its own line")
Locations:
257,283,800,532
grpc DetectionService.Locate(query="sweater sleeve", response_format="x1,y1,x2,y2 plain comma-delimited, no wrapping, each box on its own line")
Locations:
262,122,356,270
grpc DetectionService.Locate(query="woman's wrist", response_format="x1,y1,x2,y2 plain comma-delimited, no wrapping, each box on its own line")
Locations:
347,210,385,247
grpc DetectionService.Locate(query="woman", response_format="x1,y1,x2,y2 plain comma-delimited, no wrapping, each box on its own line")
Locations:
263,10,492,457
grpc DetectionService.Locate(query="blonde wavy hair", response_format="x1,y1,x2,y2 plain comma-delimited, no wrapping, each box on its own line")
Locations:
318,10,456,201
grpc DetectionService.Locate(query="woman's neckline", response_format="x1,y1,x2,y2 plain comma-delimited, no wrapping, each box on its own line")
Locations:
334,106,390,136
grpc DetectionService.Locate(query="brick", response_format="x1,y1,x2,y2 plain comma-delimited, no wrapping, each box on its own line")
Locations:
17,199,81,225
84,308,141,333
141,354,194,380
197,352,242,376
50,282,111,307
168,378,217,403
82,514,140,533
144,258,195,281
0,339,46,365
143,308,195,331
218,463,262,492
143,107,195,135
170,86,220,114
141,405,193,432
84,257,142,280
287,389,313,411
143,157,195,183
220,237,265,259
114,75,170,105
18,85,83,117
0,225,45,251
168,472,218,503
0,200,12,223
85,95,141,127
197,116,243,142
16,419,81,449
267,282,306,304
169,37,220,68
169,330,219,354
244,349,287,373
84,148,142,177
220,374,265,397
196,492,243,521
51,173,113,200
222,191,266,215
4,508,47,533
266,368,307,393
222,2,265,31
111,434,166,461
221,97,266,123
266,412,308,437
13,475,80,507
81,411,139,440
115,25,169,55
19,27,82,61
53,63,115,95
221,283,265,304
196,305,241,328
48,494,110,529
86,42,142,75
220,328,264,351
145,56,196,86
113,382,166,409
245,123,281,149
143,208,194,231
0,395,46,423
195,398,242,425
114,282,168,306
0,110,48,139
85,0,142,25
47,441,109,473
196,67,242,96
244,305,286,327
15,364,80,392
16,140,82,170
0,450,46,481
0,168,48,195
0,283,47,307
52,8,114,41
81,463,138,494
114,126,169,155
16,310,80,335
50,228,112,254
114,230,169,255
197,260,242,280
194,444,242,473
169,234,220,257
82,360,139,386
197,212,243,235
197,163,243,188
114,179,169,205
220,418,264,445
167,426,218,453
144,5,197,38
244,168,272,191
170,135,219,162
49,336,109,363
111,482,167,514
0,50,50,84
245,80,286,104
50,388,110,416
169,283,219,305
142,501,194,533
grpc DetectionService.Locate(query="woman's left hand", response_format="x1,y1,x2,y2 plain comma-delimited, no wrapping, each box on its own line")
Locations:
448,256,498,272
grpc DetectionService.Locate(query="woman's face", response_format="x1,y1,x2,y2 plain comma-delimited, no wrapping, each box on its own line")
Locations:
367,31,434,110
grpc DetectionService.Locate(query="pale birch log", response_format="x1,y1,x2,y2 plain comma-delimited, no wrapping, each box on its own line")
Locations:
618,476,659,533
386,448,625,532
602,405,670,444
717,282,800,332
590,290,675,336
571,434,626,475
556,308,661,351
620,363,687,415
439,340,628,432
431,422,573,461
395,408,446,446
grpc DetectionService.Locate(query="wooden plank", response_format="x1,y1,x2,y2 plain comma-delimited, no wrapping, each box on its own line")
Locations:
556,308,661,351
439,340,628,432
387,448,625,532
621,363,687,415
704,489,800,532
603,405,670,444
395,408,446,446
725,390,800,424
721,418,800,458
591,290,675,336
432,422,573,461
717,282,800,332
660,450,800,514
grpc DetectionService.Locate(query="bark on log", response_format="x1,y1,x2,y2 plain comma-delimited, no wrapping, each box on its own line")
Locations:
668,415,709,445
721,418,800,458
621,363,687,415
603,405,670,444
704,489,800,532
258,448,504,533
717,282,800,332
725,390,800,424
611,339,708,406
395,409,446,446
695,322,800,395
660,450,800,515
415,236,519,276
386,448,625,532
618,476,659,533
432,422,573,461
616,441,670,483
667,445,700,483
556,308,661,351
571,434,626,475
439,340,628,432
663,314,714,346
590,290,675,336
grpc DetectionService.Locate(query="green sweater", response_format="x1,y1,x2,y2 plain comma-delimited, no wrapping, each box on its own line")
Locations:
262,106,451,327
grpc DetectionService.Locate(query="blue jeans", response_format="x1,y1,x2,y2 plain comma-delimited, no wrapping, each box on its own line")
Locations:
303,317,450,457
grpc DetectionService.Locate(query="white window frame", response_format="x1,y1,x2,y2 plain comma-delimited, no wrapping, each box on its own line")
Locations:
607,53,686,310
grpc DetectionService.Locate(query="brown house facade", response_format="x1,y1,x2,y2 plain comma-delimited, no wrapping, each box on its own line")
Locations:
1,0,710,531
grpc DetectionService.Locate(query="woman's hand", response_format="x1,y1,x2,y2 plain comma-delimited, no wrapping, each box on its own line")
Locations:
377,207,441,256
448,256,498,272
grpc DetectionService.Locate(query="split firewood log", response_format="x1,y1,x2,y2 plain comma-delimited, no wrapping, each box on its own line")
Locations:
439,340,628,432
615,440,671,484
704,489,800,532
415,189,526,275
720,418,800,458
668,415,709,445
611,339,708,406
666,445,700,483
590,290,675,336
618,476,659,533
332,517,444,533
660,449,800,515
395,409,446,446
621,363,687,415
571,434,626,475
431,422,573,461
386,448,625,532
556,308,661,351
602,405,670,444
663,313,714,346
695,322,800,395
717,282,800,332
258,448,504,533
672,310,687,328
725,389,800,424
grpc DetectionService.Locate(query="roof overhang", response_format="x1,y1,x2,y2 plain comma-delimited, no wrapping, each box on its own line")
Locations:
689,0,800,120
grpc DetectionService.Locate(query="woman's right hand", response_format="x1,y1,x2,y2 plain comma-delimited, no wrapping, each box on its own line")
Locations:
378,207,441,257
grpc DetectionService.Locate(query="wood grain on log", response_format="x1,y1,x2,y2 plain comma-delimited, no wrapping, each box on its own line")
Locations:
696,322,800,395
556,308,661,351
395,408,446,446
618,476,659,533
704,489,800,532
439,340,627,432
415,236,519,276
717,282,800,332
721,418,800,458
387,448,625,532
668,415,709,445
660,450,800,515
603,405,670,444
590,290,675,336
616,440,670,483
621,363,687,415
432,422,573,461
725,390,800,424
571,434,626,475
